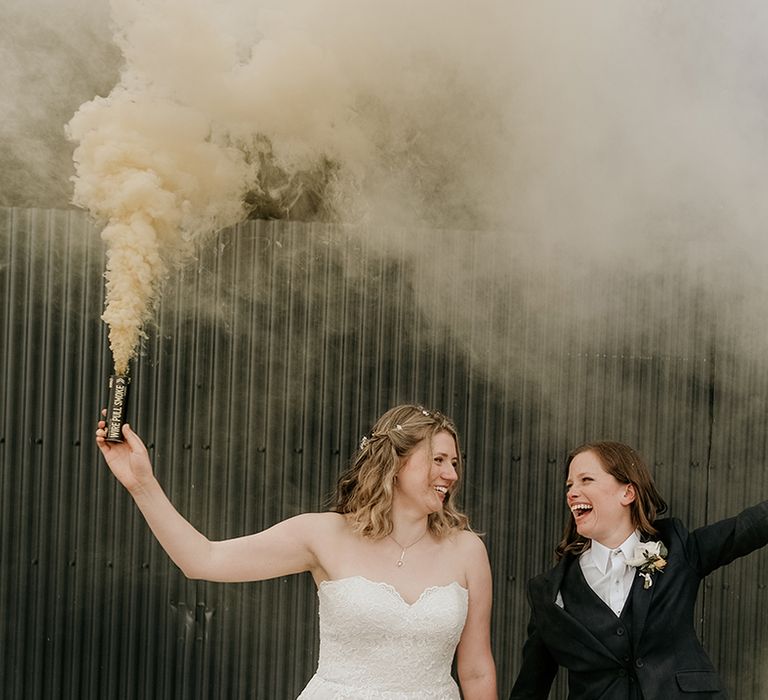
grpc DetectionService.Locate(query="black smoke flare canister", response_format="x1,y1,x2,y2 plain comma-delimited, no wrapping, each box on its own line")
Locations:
105,375,130,442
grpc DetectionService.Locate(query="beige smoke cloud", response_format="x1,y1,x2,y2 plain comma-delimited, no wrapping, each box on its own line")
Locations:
55,0,768,380
65,0,519,373
67,88,249,373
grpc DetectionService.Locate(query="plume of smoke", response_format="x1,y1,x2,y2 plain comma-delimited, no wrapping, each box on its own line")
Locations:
48,0,768,384
67,89,249,373
65,0,517,372
65,2,254,373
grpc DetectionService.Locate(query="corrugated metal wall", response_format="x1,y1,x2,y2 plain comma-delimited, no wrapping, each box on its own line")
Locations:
1,207,767,698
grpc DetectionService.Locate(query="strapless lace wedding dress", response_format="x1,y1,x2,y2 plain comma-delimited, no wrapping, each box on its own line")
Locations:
297,575,469,699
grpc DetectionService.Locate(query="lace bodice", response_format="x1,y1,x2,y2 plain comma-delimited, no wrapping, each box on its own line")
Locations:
297,575,469,699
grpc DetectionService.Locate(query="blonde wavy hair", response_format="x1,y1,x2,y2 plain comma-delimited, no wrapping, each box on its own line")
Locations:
333,404,471,539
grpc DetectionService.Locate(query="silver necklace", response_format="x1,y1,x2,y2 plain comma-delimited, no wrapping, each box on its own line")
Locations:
389,529,428,567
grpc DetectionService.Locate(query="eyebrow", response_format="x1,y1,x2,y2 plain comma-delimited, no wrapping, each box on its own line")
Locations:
567,471,595,481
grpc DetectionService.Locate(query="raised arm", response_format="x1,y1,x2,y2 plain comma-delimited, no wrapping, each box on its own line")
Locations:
96,421,321,582
685,500,768,577
456,532,498,699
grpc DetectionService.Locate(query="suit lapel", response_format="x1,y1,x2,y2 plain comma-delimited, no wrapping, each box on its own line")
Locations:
629,557,657,649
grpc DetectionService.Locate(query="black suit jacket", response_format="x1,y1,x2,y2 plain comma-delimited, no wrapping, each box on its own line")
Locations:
509,501,768,699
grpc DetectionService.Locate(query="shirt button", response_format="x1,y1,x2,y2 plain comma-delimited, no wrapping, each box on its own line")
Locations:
616,627,625,636
635,658,645,668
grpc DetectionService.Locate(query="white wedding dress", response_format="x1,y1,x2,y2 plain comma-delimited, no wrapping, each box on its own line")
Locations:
297,576,469,699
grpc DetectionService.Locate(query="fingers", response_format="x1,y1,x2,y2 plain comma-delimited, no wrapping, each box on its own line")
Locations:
95,423,110,448
95,432,109,453
95,409,143,453
95,410,112,448
96,409,108,444
95,411,107,439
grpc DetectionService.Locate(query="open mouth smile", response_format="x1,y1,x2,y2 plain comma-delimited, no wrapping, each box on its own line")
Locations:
571,503,593,521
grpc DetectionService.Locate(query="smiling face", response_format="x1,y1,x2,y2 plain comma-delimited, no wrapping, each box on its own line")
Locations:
566,449,636,548
394,430,459,515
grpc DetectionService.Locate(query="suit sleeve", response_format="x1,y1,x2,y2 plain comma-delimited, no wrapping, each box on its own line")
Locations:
684,500,768,578
509,586,558,699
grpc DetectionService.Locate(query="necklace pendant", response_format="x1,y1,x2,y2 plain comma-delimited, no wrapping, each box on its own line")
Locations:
389,533,426,569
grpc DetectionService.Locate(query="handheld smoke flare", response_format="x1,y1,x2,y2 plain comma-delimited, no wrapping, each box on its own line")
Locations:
105,374,130,443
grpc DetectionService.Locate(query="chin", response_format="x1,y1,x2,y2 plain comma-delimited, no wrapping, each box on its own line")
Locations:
427,501,443,514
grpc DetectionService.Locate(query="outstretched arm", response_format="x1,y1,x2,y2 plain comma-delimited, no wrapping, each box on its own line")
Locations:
96,421,320,582
686,500,768,577
456,533,497,699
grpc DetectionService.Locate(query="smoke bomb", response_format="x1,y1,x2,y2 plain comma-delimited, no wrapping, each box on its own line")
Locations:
105,374,130,443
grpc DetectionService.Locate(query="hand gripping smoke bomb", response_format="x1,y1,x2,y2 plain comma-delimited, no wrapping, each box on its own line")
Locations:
105,375,130,442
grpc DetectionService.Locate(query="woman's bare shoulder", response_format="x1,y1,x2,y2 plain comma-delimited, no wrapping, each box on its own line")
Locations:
289,511,349,536
451,529,490,563
452,529,486,547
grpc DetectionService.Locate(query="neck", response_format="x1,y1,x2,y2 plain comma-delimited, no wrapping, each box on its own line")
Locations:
593,525,635,550
389,510,429,544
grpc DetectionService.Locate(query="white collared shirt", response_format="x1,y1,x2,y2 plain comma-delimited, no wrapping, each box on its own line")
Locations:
556,531,641,616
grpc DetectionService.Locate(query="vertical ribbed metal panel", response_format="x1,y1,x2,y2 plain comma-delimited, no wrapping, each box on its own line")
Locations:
2,207,767,698
1,208,111,700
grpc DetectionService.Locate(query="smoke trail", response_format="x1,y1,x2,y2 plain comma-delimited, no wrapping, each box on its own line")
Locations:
65,0,517,371
67,91,249,373
54,0,768,381
65,0,361,370
65,3,252,373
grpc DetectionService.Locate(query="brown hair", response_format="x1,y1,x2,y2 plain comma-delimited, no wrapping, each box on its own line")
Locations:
333,404,470,538
556,440,668,559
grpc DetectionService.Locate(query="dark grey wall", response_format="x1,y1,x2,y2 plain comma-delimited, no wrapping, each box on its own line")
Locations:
2,207,767,698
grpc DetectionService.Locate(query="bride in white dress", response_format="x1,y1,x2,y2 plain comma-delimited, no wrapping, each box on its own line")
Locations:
96,404,497,699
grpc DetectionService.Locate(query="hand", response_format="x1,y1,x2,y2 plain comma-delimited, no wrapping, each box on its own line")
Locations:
96,410,155,493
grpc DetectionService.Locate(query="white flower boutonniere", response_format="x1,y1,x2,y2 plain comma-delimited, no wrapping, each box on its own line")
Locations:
626,540,668,589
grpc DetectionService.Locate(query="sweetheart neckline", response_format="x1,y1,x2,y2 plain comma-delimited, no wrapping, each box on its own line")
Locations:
318,575,468,607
